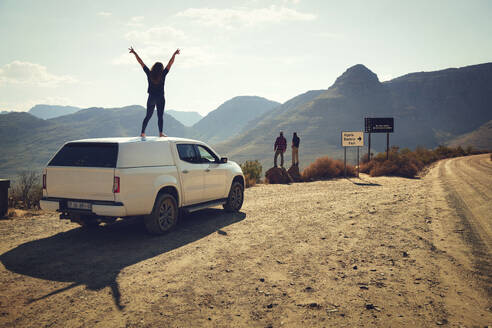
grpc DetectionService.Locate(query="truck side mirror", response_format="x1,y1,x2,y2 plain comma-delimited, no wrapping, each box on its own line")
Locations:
220,157,228,163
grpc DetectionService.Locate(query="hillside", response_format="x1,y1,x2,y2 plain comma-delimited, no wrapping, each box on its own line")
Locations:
167,110,202,126
216,63,492,169
0,106,188,177
29,104,81,119
191,96,280,144
446,120,492,150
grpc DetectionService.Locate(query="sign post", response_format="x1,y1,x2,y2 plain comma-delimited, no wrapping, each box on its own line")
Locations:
368,133,371,161
344,147,347,177
357,146,359,177
387,133,390,160
364,118,394,161
341,131,364,178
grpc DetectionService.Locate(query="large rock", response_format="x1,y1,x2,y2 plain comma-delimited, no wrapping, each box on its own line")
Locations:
265,167,293,184
287,165,303,182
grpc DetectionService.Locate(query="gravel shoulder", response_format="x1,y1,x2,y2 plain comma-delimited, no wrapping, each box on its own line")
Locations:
0,154,490,327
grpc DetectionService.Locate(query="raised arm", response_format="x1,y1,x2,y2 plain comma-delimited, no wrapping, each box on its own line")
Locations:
128,47,146,68
166,49,180,71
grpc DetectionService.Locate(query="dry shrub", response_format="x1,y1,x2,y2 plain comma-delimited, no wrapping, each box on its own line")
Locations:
9,171,42,209
361,145,488,178
240,160,262,188
245,176,257,188
302,156,355,181
7,209,17,218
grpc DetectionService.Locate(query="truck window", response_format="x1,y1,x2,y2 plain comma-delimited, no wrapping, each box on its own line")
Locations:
48,142,118,168
196,145,219,163
177,144,199,163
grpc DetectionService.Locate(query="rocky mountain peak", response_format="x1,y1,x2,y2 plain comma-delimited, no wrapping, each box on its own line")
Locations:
333,64,380,88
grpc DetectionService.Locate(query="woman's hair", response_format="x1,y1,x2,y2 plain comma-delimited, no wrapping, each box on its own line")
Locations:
149,62,164,84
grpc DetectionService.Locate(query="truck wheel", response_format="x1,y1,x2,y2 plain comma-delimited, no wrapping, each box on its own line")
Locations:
144,193,178,235
223,181,244,212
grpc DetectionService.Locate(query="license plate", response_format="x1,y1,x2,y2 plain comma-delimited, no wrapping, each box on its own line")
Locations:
67,201,92,211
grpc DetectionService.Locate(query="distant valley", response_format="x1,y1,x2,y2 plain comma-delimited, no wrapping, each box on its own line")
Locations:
166,110,203,127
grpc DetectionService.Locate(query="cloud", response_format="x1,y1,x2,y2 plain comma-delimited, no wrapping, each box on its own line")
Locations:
316,32,344,40
127,16,145,27
97,11,112,17
116,25,214,68
176,5,315,28
0,61,77,87
125,26,186,45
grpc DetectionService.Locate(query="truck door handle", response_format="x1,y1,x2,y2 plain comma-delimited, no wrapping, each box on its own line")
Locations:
182,170,189,174
205,169,211,172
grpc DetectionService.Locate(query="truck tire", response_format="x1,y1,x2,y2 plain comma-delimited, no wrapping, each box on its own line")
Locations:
223,181,244,212
144,193,178,235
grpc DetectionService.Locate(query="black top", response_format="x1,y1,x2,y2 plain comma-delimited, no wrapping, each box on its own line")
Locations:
143,65,169,97
293,135,300,147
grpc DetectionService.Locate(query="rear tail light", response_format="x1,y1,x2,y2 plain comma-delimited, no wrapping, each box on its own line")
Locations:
113,177,120,193
43,174,47,189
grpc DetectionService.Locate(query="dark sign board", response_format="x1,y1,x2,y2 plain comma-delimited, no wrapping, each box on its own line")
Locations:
364,117,394,133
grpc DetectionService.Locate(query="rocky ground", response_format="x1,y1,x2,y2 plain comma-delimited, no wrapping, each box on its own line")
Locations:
0,154,490,327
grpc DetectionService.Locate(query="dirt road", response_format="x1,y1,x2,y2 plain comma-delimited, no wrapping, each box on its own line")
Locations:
0,154,490,327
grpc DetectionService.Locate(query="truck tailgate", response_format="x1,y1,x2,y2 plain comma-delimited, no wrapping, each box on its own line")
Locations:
46,167,115,201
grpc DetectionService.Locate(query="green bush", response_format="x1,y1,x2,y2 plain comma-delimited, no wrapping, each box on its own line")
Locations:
240,160,262,188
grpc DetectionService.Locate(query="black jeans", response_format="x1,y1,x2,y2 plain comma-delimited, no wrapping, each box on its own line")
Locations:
141,94,165,134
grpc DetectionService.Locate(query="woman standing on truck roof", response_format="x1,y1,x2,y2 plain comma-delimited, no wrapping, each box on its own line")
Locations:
129,47,180,138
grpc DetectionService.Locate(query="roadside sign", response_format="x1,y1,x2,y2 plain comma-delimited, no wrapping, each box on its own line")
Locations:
364,117,394,133
342,131,364,147
364,117,395,161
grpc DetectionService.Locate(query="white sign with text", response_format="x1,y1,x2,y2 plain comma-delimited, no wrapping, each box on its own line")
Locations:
342,131,364,147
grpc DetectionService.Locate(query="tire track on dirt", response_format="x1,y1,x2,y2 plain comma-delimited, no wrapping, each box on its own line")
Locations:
449,156,492,202
438,155,492,296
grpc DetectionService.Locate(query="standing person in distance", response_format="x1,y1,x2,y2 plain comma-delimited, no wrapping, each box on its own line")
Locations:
129,46,180,138
292,132,300,166
274,131,287,168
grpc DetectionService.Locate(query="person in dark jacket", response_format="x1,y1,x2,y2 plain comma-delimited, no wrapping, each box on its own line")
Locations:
292,132,300,166
274,131,287,167
129,46,180,138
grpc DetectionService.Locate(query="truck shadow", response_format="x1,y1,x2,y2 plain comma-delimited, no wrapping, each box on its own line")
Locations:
0,209,246,310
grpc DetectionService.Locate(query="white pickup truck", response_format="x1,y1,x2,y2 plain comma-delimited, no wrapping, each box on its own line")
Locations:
40,137,244,234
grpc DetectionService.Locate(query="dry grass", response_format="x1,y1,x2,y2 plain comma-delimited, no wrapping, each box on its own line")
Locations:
301,156,355,181
245,176,257,188
360,145,488,178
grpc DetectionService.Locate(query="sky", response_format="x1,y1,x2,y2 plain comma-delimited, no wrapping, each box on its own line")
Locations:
0,0,491,115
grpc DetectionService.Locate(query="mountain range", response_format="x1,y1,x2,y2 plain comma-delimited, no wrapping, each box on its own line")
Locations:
0,96,280,177
0,106,187,177
447,120,492,149
215,63,492,169
1,62,491,178
29,104,81,119
190,96,280,144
